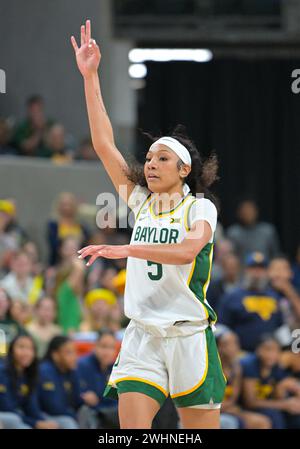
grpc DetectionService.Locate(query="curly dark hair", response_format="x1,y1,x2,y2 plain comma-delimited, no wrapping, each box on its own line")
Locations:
124,124,220,209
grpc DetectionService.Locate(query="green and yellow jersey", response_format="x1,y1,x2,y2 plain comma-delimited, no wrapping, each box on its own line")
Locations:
124,184,218,329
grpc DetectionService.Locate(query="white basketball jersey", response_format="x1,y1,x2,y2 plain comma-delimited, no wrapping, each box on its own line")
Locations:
124,184,218,329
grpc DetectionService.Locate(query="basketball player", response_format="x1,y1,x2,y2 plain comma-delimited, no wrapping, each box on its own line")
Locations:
71,20,226,429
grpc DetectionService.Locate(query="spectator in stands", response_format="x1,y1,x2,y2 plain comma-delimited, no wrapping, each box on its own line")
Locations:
227,199,280,261
38,123,73,163
0,118,16,155
80,289,118,333
54,237,84,335
87,264,120,300
0,288,24,351
241,335,300,429
76,137,98,161
47,192,90,266
21,241,45,305
112,268,126,297
12,95,53,157
268,256,300,335
85,230,111,291
0,200,27,276
22,241,44,278
281,350,300,382
26,297,62,358
210,239,235,282
207,253,241,311
218,252,284,352
217,330,271,429
111,269,128,331
0,334,58,428
292,243,300,292
10,300,32,327
99,266,119,291
78,329,119,428
0,251,36,303
38,336,97,428
17,240,49,306
108,233,130,275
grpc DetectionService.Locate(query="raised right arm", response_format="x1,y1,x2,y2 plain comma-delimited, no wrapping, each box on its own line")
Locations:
71,20,135,204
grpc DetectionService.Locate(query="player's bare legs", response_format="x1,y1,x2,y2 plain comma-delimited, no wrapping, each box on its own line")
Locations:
118,392,160,429
177,408,220,429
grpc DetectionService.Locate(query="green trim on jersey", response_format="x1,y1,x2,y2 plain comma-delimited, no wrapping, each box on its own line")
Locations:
150,192,192,218
104,380,167,407
184,198,197,231
135,191,152,222
188,243,217,323
172,326,227,408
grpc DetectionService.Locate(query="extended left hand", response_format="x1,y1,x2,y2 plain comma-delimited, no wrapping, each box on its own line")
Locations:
78,244,130,265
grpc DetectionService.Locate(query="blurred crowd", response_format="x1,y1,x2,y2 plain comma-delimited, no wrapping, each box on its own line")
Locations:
0,189,130,429
0,95,98,162
0,96,300,430
209,200,300,429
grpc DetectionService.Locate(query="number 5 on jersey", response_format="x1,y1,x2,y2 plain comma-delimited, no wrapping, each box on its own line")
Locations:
147,260,163,280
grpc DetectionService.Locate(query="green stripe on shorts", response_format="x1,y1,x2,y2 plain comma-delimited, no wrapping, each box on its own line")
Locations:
172,326,227,408
104,380,167,407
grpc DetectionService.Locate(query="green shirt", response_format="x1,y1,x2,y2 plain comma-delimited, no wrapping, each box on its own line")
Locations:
57,281,82,334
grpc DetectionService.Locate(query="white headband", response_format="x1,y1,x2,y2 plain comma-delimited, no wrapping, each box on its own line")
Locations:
150,136,192,166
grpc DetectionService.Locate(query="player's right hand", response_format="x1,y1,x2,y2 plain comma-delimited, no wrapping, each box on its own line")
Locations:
71,19,101,79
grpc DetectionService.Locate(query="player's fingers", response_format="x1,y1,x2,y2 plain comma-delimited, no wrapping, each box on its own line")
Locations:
79,246,106,259
70,36,79,52
77,247,88,255
80,24,86,46
86,19,91,42
78,245,105,255
94,40,101,58
88,38,97,49
86,252,102,266
78,249,94,260
77,245,93,254
78,249,94,259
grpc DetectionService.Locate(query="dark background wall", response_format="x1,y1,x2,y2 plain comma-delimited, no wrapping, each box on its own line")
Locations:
136,59,300,257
